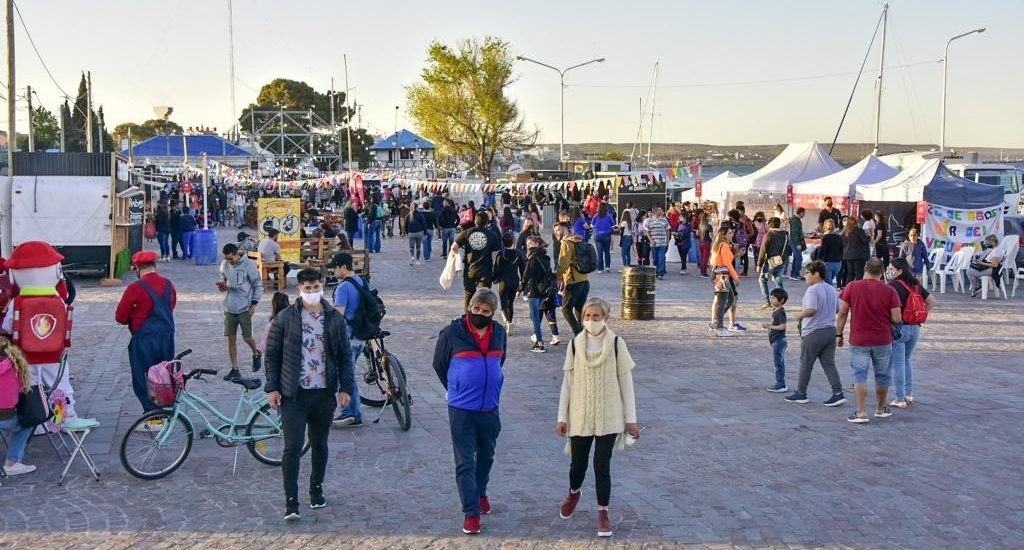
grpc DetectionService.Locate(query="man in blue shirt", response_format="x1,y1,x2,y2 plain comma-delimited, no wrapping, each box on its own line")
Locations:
328,253,365,427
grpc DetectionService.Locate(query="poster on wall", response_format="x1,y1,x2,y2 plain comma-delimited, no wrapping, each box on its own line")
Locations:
923,203,1003,252
859,201,917,245
257,198,301,262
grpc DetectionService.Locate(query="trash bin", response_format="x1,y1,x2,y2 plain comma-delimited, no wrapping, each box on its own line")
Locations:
193,229,219,266
621,266,656,320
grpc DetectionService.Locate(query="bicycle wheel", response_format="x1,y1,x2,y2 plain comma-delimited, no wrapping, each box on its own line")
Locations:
120,409,194,480
357,347,387,408
246,404,310,466
386,355,412,431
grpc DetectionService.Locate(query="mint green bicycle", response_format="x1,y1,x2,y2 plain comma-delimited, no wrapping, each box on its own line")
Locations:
119,349,308,480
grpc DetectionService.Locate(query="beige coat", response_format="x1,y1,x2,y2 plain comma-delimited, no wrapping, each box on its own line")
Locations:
557,329,637,441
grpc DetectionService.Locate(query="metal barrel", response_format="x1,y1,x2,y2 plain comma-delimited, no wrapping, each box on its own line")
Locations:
620,266,656,320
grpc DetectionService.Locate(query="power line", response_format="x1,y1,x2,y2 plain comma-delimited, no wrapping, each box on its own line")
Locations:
566,59,941,90
13,1,73,99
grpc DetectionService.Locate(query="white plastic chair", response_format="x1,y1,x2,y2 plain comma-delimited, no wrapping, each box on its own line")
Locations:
923,248,945,290
1013,264,1024,298
935,248,971,293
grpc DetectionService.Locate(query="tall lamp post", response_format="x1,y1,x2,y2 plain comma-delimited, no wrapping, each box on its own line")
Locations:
940,27,985,151
516,55,605,169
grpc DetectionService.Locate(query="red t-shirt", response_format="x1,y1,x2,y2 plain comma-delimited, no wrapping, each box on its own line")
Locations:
464,316,493,354
840,278,900,346
115,272,177,332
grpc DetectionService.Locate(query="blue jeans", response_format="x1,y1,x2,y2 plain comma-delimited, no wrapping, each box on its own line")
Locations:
850,345,893,387
448,406,501,516
341,339,364,421
789,242,803,278
594,234,612,271
0,415,33,463
825,261,841,286
772,337,788,386
422,230,433,261
620,235,633,266
889,324,921,400
652,245,668,276
156,232,170,257
529,297,545,342
442,227,456,253
367,220,382,253
180,231,195,257
758,264,785,303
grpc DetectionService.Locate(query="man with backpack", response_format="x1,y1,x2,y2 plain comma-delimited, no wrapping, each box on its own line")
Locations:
555,224,594,335
452,212,502,311
835,258,902,424
328,252,382,428
115,251,177,412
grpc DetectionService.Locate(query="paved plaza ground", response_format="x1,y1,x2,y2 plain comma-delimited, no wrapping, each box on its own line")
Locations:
2,227,1022,549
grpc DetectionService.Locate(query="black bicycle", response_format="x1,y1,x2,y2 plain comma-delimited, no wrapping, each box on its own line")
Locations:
354,330,411,431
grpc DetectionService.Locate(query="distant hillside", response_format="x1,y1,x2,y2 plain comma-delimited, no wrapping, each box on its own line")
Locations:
546,143,1024,165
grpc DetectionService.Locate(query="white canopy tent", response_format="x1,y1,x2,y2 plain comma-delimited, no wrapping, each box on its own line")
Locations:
854,158,941,202
791,154,898,213
678,170,737,202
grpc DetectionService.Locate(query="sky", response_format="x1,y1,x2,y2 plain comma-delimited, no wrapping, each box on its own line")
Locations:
10,0,1024,149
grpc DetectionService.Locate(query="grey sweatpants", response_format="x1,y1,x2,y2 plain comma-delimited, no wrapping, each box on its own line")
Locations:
798,326,843,395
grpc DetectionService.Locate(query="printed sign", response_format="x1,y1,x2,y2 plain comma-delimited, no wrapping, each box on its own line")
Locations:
923,203,1003,252
257,198,302,262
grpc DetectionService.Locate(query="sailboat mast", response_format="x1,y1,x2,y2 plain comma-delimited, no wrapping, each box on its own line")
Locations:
873,3,888,155
646,61,659,167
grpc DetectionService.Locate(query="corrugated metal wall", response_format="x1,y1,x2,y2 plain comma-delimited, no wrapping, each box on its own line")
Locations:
12,152,111,176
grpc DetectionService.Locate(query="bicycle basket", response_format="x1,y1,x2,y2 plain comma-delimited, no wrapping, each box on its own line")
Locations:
146,360,185,408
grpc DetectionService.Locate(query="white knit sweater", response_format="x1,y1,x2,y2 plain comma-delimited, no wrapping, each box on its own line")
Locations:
557,329,637,438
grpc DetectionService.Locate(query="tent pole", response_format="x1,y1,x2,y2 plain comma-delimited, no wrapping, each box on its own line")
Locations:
829,8,884,155
873,4,888,156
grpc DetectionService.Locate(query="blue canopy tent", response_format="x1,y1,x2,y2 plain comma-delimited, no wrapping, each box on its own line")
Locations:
122,135,252,165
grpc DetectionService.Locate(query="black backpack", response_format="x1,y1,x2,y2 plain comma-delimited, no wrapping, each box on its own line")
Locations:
343,277,386,340
573,240,598,275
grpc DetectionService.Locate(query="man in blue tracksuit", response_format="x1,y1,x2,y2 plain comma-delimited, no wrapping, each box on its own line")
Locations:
432,288,506,536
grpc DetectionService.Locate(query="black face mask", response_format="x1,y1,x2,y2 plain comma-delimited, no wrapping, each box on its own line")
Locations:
468,312,492,329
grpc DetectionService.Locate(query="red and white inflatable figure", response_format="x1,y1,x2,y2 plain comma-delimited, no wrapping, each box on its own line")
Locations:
1,241,77,418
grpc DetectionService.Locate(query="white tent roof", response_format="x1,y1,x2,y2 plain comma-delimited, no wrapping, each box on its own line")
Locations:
854,158,939,202
704,142,842,198
791,155,898,197
679,170,738,202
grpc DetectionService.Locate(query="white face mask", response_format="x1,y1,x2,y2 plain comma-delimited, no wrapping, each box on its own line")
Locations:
299,291,323,305
583,320,606,336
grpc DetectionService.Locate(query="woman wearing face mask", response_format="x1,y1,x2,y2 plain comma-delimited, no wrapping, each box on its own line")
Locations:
555,297,639,538
432,288,507,535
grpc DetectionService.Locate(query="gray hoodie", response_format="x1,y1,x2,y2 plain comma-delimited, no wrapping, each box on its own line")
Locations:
221,255,263,314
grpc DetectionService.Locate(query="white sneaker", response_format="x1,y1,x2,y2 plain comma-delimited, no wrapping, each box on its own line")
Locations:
409,257,416,266
549,335,560,346
3,462,36,476
715,329,734,337
415,260,422,266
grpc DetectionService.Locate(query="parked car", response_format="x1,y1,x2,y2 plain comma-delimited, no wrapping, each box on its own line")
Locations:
1003,215,1024,268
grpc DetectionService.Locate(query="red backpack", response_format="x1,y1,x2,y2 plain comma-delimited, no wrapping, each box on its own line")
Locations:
897,280,928,325
12,295,72,364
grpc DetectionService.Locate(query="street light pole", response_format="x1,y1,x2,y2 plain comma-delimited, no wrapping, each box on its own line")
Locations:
516,55,605,170
940,27,985,151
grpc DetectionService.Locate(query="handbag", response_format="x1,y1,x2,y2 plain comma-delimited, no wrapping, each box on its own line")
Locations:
16,384,51,428
767,233,789,268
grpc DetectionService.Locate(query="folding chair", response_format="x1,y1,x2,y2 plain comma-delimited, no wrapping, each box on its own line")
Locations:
58,417,100,485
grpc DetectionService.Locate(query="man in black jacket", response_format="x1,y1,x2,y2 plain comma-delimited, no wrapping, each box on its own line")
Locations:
265,268,354,522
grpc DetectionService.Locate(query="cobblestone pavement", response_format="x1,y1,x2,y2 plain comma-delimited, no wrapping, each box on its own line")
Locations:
2,228,1022,549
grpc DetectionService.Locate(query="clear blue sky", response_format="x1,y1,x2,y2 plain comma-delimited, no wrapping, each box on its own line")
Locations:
12,0,1023,148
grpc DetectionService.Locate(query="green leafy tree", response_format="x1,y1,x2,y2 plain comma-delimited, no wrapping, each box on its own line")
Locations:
406,36,536,179
113,119,184,146
18,105,60,150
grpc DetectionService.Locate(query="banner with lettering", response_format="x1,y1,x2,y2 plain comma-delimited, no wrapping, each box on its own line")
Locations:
923,202,1003,252
257,198,302,262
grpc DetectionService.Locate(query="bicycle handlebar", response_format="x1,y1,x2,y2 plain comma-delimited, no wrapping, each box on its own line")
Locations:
185,368,218,380
175,349,193,360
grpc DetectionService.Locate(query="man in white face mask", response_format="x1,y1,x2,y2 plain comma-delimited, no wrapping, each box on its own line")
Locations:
265,268,354,522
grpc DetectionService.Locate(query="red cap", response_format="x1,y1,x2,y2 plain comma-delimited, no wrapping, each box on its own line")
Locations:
131,251,159,266
5,241,64,269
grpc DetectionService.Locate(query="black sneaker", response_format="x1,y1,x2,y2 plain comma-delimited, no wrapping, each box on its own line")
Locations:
847,412,870,424
223,369,241,381
766,383,788,393
284,497,301,521
784,391,808,403
252,351,263,372
332,415,363,428
824,393,847,407
530,343,546,353
874,406,893,418
309,484,327,509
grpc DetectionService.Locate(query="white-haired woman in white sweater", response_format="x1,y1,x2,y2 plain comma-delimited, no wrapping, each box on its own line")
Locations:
555,297,639,538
